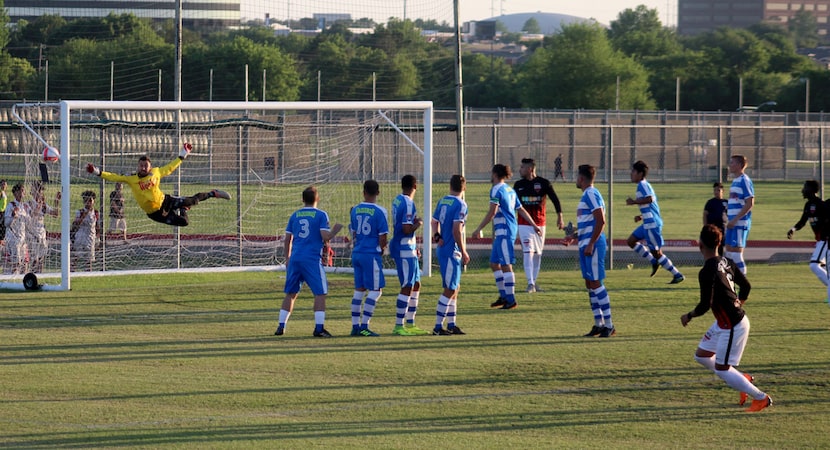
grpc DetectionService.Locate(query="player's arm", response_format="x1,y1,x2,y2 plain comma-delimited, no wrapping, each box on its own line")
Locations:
788,204,810,239
471,202,498,238
626,195,653,206
733,263,751,301
517,206,542,235
401,216,422,235
546,184,564,229
430,218,442,245
283,232,294,262
378,232,388,252
453,220,470,264
321,223,343,242
682,270,713,326
728,196,754,228
157,157,183,178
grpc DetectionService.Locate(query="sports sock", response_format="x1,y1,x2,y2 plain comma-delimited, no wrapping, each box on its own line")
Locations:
593,285,612,328
532,253,542,285
657,254,681,276
694,354,716,372
733,252,747,274
503,271,516,302
351,291,363,327
716,367,764,399
278,309,290,328
406,290,420,324
588,289,603,327
361,290,381,328
446,297,457,329
314,311,325,332
633,242,656,264
809,262,828,286
395,294,409,326
494,270,505,298
523,251,534,285
435,295,450,329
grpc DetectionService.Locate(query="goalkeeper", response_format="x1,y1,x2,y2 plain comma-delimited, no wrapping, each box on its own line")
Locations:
86,144,230,227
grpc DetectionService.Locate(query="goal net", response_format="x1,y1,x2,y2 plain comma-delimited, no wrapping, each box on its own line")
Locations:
6,101,433,291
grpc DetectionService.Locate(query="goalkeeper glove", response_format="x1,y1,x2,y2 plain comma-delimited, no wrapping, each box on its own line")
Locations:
86,163,101,176
179,142,192,159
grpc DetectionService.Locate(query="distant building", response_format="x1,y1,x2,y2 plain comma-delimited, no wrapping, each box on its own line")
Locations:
6,0,241,29
678,0,830,36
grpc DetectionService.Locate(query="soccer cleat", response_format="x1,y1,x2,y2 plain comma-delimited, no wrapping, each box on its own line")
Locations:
404,324,431,335
739,373,756,406
745,395,772,412
274,327,284,336
359,328,380,337
533,285,544,293
584,325,603,337
490,297,507,308
650,262,660,277
599,326,616,337
670,274,686,284
526,284,536,293
211,189,231,200
501,301,518,310
432,328,452,335
313,328,333,338
448,326,466,335
350,327,361,337
392,325,418,336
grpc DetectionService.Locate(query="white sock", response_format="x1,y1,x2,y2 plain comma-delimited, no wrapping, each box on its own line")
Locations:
716,367,764,399
314,310,325,326
523,252,534,285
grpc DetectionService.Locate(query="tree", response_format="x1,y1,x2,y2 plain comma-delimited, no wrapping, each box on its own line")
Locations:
518,23,655,109
522,18,541,35
789,9,820,48
608,6,681,60
0,1,39,99
462,53,520,108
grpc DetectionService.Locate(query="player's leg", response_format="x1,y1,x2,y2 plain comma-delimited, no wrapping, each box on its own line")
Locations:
518,225,535,291
350,255,366,336
434,249,460,335
489,241,506,302
494,237,518,308
629,226,658,275
724,226,749,274
307,262,331,337
276,292,298,336
809,240,829,286
648,228,684,283
358,254,384,336
580,250,605,336
393,257,411,331
712,317,770,410
532,226,545,291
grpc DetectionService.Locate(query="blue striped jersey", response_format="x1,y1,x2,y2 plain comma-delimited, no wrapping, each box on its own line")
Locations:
635,179,662,229
728,174,754,224
577,186,606,248
490,182,522,238
432,195,467,252
390,193,417,258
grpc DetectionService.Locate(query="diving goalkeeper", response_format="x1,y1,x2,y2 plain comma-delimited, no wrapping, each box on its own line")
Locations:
86,144,230,227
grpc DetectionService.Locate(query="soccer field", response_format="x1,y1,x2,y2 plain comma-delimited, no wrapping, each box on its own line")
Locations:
1,264,829,448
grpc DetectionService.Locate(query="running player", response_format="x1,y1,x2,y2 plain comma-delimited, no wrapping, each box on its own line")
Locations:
625,160,684,284
471,164,541,310
514,158,564,293
725,154,754,274
430,175,470,335
787,179,830,287
390,175,429,336
349,180,389,337
681,224,772,412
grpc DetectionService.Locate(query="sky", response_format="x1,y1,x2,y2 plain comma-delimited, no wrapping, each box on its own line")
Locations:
241,0,678,28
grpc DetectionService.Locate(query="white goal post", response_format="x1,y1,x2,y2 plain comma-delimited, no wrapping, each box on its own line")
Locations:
11,100,433,291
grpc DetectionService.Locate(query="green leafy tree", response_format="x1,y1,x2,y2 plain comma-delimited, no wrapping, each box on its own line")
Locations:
0,1,36,99
609,5,681,60
522,18,541,35
462,53,520,108
518,23,655,109
789,9,820,48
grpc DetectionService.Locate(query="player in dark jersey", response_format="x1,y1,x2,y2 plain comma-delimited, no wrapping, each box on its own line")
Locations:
514,158,564,293
702,182,728,255
681,224,771,412
787,179,830,288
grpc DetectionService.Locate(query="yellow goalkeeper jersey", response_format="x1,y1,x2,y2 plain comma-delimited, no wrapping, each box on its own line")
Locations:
100,158,182,214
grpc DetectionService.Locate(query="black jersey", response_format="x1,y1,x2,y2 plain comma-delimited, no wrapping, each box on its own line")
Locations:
794,196,830,241
513,176,562,227
695,256,750,329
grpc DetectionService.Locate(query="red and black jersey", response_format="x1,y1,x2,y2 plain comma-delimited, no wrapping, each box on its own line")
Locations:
793,196,830,241
695,257,750,329
513,176,562,227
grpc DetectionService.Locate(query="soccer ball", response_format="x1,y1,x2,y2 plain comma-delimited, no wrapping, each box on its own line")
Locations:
42,146,60,162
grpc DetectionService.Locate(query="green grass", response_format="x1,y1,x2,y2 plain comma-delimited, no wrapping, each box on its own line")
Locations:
2,264,829,448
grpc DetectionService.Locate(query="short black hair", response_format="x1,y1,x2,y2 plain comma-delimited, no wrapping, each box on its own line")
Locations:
578,164,595,182
632,160,649,177
713,182,723,188
450,174,465,192
401,174,416,190
699,224,722,250
521,158,535,168
302,186,318,205
363,179,380,196
82,190,96,200
492,164,512,179
804,179,820,195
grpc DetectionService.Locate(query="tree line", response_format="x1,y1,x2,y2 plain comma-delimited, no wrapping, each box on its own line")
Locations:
1,3,828,112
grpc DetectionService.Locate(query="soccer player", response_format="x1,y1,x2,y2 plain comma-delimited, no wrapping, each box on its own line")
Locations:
725,154,754,274
25,182,60,273
390,175,430,336
625,160,684,284
681,224,772,412
71,190,102,272
275,186,343,338
787,180,830,287
514,157,564,293
0,179,8,245
109,182,127,241
471,164,541,310
3,183,29,274
553,154,565,182
349,180,389,337
568,164,615,338
85,144,230,227
703,182,728,255
430,174,470,335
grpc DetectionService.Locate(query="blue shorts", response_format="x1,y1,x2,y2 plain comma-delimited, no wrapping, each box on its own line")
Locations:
352,252,385,290
490,235,516,265
632,225,664,250
725,224,750,248
394,256,421,287
284,259,327,296
438,247,463,290
579,241,606,281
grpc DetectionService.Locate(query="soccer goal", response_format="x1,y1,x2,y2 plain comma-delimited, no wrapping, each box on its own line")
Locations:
6,101,433,291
